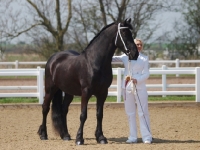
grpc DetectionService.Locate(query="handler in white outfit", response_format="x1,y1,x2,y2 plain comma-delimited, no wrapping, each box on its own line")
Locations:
112,39,152,144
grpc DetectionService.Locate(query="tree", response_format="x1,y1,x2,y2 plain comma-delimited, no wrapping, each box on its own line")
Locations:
0,0,177,58
97,0,177,41
169,0,200,59
0,0,72,58
70,0,176,52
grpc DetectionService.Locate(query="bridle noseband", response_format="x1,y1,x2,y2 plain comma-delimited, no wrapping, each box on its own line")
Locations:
115,23,130,55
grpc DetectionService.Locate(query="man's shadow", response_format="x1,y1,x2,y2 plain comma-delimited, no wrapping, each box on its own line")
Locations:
108,137,200,144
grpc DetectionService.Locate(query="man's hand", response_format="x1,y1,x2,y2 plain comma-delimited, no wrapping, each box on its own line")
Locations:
132,78,137,84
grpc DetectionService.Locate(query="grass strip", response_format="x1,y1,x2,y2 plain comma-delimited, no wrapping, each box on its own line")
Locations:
0,95,195,104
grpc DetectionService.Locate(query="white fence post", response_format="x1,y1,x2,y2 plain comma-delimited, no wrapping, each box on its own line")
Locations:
37,66,44,104
162,65,167,97
196,67,200,102
15,60,19,69
176,58,179,77
117,68,122,103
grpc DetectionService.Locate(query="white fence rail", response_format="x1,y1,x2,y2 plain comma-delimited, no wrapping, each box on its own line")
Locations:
0,67,44,104
1,59,200,69
0,66,200,103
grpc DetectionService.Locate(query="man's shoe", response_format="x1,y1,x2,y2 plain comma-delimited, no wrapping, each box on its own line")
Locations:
144,140,151,144
126,139,137,143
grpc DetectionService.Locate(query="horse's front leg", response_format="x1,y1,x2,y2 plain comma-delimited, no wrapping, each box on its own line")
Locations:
75,89,91,145
61,93,73,140
95,92,108,144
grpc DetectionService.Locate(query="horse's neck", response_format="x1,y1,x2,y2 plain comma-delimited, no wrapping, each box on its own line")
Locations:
85,30,116,69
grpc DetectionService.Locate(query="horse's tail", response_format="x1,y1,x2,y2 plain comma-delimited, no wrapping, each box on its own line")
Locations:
51,89,65,137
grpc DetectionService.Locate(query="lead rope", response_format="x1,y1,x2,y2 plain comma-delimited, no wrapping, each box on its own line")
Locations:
133,82,152,135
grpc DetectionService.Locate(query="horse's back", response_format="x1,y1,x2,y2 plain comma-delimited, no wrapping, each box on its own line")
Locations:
49,49,79,60
46,50,80,67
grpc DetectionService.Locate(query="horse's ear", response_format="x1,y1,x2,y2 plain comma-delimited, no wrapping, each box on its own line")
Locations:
126,18,131,24
124,18,133,30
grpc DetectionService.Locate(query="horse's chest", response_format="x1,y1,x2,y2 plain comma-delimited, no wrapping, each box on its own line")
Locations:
91,72,112,88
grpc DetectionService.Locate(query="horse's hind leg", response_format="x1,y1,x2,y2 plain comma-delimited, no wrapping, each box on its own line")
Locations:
95,92,108,144
51,90,73,140
60,93,73,140
38,88,56,140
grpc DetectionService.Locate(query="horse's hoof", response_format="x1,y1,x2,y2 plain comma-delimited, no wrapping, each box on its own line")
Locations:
76,139,84,145
40,136,48,140
63,136,71,141
97,135,108,144
99,139,108,144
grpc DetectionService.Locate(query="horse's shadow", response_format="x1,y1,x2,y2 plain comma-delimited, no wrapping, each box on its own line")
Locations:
107,137,200,144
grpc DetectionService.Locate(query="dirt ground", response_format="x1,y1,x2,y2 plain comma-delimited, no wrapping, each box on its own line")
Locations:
0,104,200,150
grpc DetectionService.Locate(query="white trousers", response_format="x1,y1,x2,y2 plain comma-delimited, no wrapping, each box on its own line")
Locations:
123,88,152,142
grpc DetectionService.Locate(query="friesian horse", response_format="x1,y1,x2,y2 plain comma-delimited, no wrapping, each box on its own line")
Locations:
37,18,139,145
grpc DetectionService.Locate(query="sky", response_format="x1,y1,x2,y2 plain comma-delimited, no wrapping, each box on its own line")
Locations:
7,1,183,44
156,12,182,33
11,12,182,44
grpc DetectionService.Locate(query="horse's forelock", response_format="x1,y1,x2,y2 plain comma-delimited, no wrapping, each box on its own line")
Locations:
121,19,133,30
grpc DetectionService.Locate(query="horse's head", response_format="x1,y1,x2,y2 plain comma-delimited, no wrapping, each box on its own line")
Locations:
115,18,139,60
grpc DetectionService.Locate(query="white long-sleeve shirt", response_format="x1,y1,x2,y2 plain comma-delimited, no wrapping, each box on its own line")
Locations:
112,53,149,89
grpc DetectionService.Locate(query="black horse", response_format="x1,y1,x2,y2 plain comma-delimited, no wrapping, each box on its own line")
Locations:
37,18,139,145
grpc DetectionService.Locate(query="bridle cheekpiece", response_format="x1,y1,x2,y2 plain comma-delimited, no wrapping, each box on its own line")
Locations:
115,23,130,55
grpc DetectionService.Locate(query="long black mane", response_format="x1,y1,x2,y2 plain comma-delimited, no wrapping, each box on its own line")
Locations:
83,22,116,51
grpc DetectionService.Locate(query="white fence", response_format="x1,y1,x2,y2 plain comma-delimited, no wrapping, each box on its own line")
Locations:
112,66,200,103
0,67,44,104
1,59,200,69
0,66,200,103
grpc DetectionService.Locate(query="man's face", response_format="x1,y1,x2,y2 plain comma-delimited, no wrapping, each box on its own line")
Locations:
135,40,143,52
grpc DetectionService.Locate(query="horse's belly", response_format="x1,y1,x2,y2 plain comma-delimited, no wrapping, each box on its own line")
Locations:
52,72,81,95
65,89,82,96
57,82,82,96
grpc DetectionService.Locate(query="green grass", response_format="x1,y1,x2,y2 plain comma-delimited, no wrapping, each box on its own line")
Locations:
0,97,39,103
148,95,195,101
0,95,195,104
149,74,195,78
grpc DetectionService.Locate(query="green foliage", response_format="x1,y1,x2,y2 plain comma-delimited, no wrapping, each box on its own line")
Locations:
169,0,200,59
